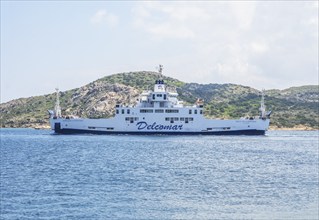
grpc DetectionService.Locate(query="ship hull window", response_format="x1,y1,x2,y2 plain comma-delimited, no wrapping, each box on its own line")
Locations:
140,109,153,113
165,109,179,113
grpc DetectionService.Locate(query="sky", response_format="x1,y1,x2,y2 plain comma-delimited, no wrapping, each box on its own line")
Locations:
1,1,318,103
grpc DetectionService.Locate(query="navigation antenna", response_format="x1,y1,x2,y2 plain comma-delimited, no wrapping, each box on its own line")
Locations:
54,88,62,118
155,64,164,81
259,89,266,119
158,64,163,75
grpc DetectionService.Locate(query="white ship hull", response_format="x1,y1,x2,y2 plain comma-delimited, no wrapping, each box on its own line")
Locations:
49,68,270,135
50,116,270,135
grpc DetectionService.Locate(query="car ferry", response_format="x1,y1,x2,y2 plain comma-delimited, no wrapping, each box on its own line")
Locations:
49,66,271,135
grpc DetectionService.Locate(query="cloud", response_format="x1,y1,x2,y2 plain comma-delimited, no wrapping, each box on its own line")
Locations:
251,42,269,54
229,1,256,30
148,23,195,39
90,9,118,27
131,1,318,89
132,2,210,39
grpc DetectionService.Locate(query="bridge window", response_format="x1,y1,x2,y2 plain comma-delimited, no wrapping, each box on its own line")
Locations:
189,109,192,114
121,109,124,114
116,109,119,114
194,110,197,114
127,109,130,114
200,110,203,114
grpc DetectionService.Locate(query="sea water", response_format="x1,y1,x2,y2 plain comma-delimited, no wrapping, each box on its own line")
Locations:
0,129,318,219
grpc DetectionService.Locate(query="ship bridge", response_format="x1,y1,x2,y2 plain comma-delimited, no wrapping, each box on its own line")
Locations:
137,79,178,108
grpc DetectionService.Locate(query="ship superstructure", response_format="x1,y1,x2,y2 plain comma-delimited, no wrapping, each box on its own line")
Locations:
49,66,270,135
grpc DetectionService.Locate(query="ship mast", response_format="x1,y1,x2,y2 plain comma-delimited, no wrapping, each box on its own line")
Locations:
54,88,62,118
158,64,163,75
259,89,266,119
157,64,164,80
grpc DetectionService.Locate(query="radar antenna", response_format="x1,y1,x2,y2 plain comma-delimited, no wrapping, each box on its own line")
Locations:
54,88,62,118
157,64,163,75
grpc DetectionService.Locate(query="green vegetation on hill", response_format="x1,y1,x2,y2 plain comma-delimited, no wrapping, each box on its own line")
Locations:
97,71,185,90
0,71,318,129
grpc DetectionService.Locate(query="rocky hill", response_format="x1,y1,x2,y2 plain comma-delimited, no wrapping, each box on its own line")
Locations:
1,71,318,129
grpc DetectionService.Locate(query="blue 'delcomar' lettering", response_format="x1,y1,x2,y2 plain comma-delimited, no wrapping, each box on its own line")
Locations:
136,121,183,131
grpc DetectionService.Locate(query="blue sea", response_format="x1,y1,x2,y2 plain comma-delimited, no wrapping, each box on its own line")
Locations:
1,129,318,219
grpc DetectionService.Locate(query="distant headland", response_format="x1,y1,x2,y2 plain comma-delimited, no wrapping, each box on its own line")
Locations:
0,71,318,130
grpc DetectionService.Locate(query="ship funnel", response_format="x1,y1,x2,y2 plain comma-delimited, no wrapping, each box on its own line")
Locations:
154,64,165,92
154,79,166,92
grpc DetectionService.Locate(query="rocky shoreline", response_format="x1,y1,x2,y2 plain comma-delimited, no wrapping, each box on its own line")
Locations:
269,125,318,131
